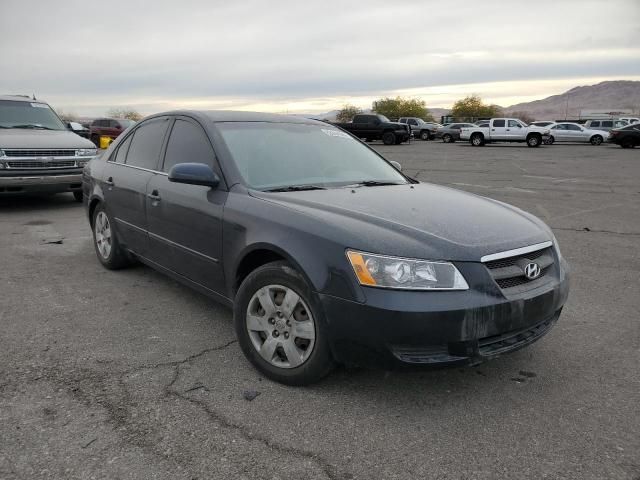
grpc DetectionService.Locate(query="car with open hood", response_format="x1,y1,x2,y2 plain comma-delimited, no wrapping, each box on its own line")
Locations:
83,111,570,385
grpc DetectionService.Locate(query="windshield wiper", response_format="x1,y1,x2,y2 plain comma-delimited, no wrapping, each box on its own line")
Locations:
263,184,327,192
9,124,54,130
346,180,405,187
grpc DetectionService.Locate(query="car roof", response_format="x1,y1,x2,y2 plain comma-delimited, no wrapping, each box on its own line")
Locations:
0,95,48,103
150,110,327,126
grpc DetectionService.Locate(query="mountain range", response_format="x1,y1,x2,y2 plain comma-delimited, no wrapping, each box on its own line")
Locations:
311,80,640,122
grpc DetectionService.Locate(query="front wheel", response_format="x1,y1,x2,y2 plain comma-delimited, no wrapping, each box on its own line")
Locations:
621,138,635,148
442,134,453,143
470,133,484,146
73,191,83,202
234,261,334,385
382,131,396,145
590,135,603,146
420,130,430,141
527,134,541,147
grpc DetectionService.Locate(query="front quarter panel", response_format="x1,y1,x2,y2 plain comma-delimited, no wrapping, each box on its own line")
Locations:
222,189,366,303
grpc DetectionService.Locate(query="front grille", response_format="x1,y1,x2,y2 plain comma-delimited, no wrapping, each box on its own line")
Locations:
4,149,76,157
6,160,77,169
484,246,555,293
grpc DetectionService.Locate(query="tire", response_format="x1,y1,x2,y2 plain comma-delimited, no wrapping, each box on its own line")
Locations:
73,191,83,202
394,137,402,145
527,134,541,147
544,136,555,145
91,204,131,270
420,130,430,141
590,135,603,146
382,131,396,145
470,133,484,146
621,138,634,149
234,261,334,386
442,134,452,143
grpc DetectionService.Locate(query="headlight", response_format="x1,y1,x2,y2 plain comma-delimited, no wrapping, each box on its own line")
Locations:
346,250,469,290
0,149,5,158
0,161,5,169
76,148,97,157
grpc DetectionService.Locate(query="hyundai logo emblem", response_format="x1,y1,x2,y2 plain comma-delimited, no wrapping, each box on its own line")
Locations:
524,262,542,280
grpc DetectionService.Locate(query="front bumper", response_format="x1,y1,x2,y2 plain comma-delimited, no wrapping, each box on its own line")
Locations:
319,266,569,368
0,172,83,194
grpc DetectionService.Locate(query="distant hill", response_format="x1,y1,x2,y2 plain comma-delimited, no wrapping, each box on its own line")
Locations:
505,80,640,120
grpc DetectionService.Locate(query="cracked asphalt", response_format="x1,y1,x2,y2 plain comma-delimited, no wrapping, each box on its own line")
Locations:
1,141,639,479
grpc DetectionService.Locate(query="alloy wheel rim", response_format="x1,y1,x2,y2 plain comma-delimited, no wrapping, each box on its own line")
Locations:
246,284,316,369
94,211,112,259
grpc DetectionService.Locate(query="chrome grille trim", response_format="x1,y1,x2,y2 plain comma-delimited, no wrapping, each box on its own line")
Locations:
5,159,78,169
480,241,553,263
4,149,77,157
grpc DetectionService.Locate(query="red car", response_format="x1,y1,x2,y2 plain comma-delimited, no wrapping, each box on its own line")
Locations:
89,118,135,146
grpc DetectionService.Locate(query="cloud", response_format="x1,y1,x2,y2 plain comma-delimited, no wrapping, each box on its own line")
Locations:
1,0,638,115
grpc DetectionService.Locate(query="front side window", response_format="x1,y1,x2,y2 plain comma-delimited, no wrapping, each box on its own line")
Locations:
125,118,169,170
590,121,600,127
408,119,418,126
163,119,215,173
508,120,521,127
602,121,613,127
216,122,408,190
0,100,66,130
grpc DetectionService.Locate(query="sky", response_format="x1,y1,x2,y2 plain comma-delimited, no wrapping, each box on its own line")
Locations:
1,0,639,117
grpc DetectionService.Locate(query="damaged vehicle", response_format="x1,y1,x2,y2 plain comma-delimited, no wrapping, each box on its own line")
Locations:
84,111,570,385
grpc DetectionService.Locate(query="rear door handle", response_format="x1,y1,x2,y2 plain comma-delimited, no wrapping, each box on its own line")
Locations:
105,177,114,186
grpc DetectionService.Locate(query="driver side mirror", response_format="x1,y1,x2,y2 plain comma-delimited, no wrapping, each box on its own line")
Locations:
168,163,220,188
390,160,402,171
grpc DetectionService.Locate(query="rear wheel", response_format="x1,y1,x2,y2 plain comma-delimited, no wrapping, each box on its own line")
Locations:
527,134,541,147
92,204,130,270
382,131,396,145
544,135,555,145
442,134,453,143
590,135,603,146
470,133,484,146
420,130,430,141
234,261,334,385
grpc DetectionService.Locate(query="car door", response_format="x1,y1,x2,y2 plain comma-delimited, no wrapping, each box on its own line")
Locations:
551,123,569,142
565,123,585,142
102,116,170,257
490,119,508,140
507,119,524,140
145,116,228,294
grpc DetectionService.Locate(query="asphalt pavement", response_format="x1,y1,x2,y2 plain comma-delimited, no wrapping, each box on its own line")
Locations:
1,140,639,479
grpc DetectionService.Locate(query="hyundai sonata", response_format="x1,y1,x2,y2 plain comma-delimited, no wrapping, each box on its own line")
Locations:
84,111,570,385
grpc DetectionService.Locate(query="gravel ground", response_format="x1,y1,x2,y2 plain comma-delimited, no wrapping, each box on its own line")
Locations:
1,140,639,480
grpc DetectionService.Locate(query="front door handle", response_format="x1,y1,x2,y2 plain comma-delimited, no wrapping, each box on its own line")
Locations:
105,176,114,186
147,190,161,202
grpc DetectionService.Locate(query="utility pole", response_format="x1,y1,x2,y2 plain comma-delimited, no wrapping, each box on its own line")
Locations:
564,92,569,120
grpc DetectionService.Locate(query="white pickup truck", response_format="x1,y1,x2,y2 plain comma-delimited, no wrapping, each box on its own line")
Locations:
459,118,550,147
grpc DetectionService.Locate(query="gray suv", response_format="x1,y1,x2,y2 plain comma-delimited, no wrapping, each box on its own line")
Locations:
583,119,628,132
0,95,97,201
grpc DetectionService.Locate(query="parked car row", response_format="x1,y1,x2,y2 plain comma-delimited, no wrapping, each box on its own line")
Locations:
333,114,411,145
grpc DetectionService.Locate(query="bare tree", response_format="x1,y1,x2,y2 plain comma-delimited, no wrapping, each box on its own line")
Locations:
107,108,143,121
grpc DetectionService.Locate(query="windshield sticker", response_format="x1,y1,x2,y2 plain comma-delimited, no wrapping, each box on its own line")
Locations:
31,103,49,108
321,128,351,139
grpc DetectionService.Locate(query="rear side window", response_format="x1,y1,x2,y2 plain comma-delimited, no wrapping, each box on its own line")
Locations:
493,120,505,127
590,121,600,127
567,124,581,131
163,119,215,173
125,118,169,170
602,121,613,127
114,134,133,163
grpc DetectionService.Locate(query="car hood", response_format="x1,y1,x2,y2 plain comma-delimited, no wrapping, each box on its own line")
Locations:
251,183,551,262
0,129,96,149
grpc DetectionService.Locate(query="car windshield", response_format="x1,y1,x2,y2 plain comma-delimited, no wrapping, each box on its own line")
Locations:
0,100,66,130
119,119,136,128
216,122,408,190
